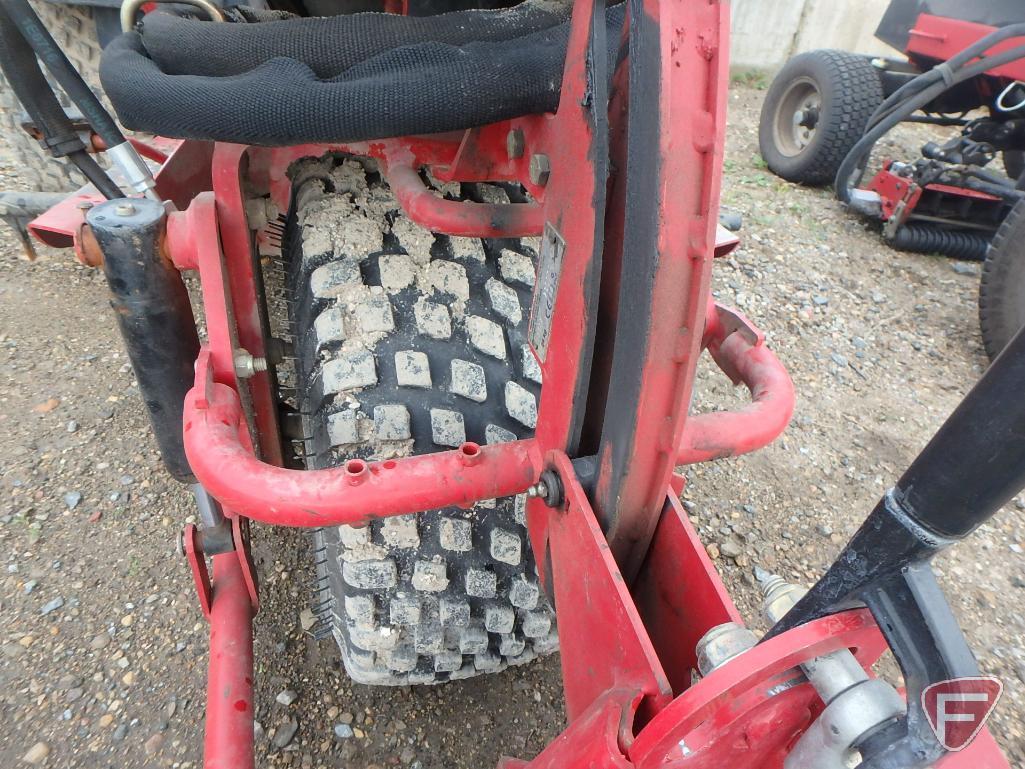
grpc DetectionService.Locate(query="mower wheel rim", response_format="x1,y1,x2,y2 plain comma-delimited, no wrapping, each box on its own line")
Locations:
773,77,821,158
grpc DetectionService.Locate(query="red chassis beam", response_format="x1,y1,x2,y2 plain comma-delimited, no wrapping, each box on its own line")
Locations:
907,14,1025,82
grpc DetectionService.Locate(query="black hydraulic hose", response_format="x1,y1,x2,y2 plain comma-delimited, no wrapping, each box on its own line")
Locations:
4,0,126,150
837,42,1025,203
66,150,123,200
0,5,121,199
868,23,1025,132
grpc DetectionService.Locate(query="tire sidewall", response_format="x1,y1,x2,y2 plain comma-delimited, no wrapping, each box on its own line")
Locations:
760,54,832,174
980,199,1025,360
759,50,880,186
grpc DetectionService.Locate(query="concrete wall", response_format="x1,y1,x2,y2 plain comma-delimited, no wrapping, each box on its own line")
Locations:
731,0,895,71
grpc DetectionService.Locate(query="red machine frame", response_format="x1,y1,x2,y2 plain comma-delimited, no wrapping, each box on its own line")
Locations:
908,14,1025,81
852,12,1025,242
28,1,1010,767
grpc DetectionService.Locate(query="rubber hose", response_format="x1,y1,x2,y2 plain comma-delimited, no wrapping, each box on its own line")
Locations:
837,43,1025,203
889,225,990,261
5,0,126,150
868,23,1025,131
0,6,122,199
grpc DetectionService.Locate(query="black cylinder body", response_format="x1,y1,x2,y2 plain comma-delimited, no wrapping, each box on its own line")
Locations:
894,325,1025,538
87,198,200,482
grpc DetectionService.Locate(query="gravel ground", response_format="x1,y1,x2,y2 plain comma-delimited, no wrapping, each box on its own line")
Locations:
1,85,1023,768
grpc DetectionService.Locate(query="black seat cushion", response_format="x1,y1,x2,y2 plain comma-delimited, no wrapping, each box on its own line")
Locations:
99,3,624,146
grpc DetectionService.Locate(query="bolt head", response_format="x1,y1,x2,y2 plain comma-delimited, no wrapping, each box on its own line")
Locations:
528,154,551,186
76,200,94,211
114,202,136,217
506,128,525,160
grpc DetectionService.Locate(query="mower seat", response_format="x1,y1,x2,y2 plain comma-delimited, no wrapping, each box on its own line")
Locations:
100,3,624,146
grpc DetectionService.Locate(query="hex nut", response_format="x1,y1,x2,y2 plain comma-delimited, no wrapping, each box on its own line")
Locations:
528,154,551,186
695,622,758,676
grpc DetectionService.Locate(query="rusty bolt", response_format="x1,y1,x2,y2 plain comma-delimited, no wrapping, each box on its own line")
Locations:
528,154,551,186
506,128,525,160
114,202,136,217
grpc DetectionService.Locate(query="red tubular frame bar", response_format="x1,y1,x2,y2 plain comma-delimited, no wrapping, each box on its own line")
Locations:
181,300,793,525
381,149,545,237
677,303,795,464
204,553,254,769
185,352,542,525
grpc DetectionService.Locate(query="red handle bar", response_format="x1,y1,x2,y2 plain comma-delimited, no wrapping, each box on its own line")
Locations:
676,302,795,464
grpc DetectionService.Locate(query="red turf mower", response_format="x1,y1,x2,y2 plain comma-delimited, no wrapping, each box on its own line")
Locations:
758,0,1025,360
2,0,1024,767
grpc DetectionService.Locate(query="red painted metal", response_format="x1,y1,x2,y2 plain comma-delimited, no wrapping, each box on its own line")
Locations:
907,15,1025,82
632,493,744,695
713,224,740,259
866,165,923,222
184,349,542,525
204,552,255,769
29,139,213,250
182,524,213,619
522,0,615,575
938,728,1012,768
498,690,639,769
210,144,284,464
234,131,549,240
167,195,236,383
231,516,260,614
429,116,550,199
925,182,1003,201
628,609,888,769
864,166,1007,229
28,190,98,250
29,1,996,766
593,0,732,580
677,302,795,464
543,451,672,724
382,150,544,237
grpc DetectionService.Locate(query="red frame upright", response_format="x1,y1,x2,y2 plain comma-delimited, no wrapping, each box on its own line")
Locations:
25,1,1011,767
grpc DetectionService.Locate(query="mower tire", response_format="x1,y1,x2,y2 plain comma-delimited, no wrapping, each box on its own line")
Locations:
979,197,1025,361
287,157,556,685
0,2,103,192
759,50,883,186
1003,150,1025,182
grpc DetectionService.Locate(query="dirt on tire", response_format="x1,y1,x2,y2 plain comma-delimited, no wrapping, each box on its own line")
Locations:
285,157,556,686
